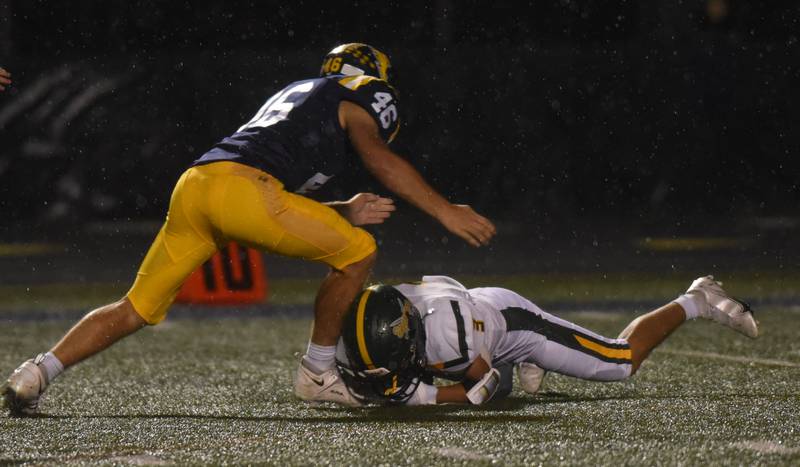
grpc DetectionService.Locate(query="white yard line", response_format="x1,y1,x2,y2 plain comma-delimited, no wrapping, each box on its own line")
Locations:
105,455,169,466
433,447,495,461
661,349,800,368
732,441,800,455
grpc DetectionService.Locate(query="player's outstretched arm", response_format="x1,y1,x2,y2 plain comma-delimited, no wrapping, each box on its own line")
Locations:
341,101,496,247
0,68,11,91
325,193,396,226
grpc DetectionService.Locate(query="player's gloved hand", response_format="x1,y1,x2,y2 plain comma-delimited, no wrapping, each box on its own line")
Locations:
341,193,396,226
466,368,501,405
437,204,496,247
405,382,438,406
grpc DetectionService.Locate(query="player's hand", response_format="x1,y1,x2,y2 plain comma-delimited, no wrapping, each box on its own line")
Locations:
343,193,396,226
438,204,496,247
0,68,11,91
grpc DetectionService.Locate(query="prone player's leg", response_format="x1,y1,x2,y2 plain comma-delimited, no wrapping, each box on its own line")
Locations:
510,307,636,382
617,303,685,374
484,276,755,386
473,287,634,381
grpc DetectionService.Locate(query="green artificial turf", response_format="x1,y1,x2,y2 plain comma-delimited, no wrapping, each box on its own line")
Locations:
1,270,798,313
1,306,798,465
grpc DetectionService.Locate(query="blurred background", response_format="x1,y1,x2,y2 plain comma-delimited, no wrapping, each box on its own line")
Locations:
0,0,798,291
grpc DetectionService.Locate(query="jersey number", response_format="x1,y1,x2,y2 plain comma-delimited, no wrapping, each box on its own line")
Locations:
239,81,315,132
371,91,397,130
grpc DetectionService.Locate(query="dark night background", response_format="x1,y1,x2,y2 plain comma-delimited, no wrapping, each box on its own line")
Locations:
0,0,798,255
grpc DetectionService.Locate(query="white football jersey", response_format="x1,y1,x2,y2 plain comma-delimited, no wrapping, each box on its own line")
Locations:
395,276,503,377
395,276,557,373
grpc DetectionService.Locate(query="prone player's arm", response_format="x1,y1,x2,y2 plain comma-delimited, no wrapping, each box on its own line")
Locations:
408,356,497,405
341,101,496,247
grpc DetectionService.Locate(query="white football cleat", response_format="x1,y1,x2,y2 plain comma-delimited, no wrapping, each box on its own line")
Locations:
294,357,363,407
4,355,49,416
516,362,546,395
687,276,758,338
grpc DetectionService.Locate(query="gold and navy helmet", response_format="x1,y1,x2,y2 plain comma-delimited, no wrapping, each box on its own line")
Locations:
320,43,394,84
336,284,426,403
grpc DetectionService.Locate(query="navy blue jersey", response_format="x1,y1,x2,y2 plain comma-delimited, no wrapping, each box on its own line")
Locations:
194,75,400,193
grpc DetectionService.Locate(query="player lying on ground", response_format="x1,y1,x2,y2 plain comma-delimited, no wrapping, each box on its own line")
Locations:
4,43,496,415
334,275,757,406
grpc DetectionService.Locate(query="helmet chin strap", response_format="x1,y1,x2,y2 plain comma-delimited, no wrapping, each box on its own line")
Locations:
340,63,365,76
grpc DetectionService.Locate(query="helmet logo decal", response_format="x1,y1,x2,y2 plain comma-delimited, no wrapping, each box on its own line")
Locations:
383,375,399,395
390,300,411,338
355,289,376,369
321,43,391,83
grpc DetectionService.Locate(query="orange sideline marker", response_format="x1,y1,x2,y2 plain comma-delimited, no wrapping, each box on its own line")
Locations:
176,242,268,305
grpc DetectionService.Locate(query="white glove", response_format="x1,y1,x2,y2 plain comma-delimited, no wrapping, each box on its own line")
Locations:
406,382,438,406
466,368,501,405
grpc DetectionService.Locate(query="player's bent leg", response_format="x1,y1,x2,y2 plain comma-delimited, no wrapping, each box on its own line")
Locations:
4,298,146,416
51,298,147,367
617,302,685,375
294,251,376,407
5,168,219,416
205,166,379,405
498,305,634,382
126,168,219,325
199,164,379,405
311,251,377,346
472,287,633,382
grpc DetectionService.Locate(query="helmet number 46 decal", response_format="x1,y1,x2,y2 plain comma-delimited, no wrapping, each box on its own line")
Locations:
371,92,397,130
321,57,343,74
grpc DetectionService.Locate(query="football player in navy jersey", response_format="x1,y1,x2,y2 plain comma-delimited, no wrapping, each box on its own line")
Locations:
4,44,496,415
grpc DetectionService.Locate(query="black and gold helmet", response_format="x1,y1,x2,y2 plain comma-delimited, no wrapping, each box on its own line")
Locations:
336,284,426,403
319,43,394,84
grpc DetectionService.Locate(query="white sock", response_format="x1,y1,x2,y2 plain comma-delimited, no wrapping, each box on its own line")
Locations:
37,352,64,383
304,342,336,373
673,292,707,320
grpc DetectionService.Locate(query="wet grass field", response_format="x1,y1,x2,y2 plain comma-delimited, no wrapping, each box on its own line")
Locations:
1,275,799,465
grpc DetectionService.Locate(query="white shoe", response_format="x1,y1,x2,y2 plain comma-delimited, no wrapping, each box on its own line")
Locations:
4,355,49,416
294,357,362,407
516,362,546,395
687,276,758,338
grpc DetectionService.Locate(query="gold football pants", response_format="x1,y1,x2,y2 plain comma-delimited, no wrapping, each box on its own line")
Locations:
127,161,376,324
